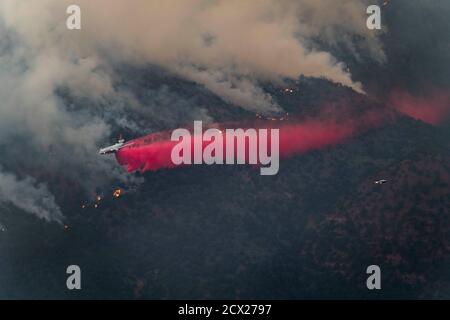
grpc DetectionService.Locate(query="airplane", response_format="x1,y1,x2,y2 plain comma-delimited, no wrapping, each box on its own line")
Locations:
374,179,388,185
99,138,126,155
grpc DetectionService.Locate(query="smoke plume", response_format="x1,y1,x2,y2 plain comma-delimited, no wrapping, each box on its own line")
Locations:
0,168,63,223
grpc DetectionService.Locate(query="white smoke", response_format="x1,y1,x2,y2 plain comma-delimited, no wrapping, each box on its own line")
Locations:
0,168,63,223
0,0,384,114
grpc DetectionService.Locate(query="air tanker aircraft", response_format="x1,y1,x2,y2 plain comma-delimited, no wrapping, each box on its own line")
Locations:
99,139,127,155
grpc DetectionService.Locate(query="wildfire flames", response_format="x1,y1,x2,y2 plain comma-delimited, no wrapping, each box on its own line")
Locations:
113,189,122,198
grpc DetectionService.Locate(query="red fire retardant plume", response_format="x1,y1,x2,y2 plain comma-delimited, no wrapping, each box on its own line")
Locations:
116,88,450,173
389,90,450,125
115,114,383,173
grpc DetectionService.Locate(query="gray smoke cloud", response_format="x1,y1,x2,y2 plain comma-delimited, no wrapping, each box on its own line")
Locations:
0,0,384,221
0,0,384,110
0,168,63,223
